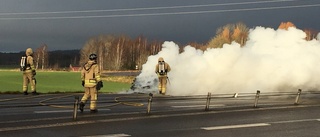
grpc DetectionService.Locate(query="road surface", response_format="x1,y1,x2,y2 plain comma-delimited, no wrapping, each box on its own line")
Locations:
0,92,320,137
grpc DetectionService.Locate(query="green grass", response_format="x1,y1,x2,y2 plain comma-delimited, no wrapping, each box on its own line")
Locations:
0,70,131,93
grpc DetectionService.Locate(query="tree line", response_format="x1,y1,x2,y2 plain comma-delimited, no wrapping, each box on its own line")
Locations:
80,35,162,70
0,48,79,70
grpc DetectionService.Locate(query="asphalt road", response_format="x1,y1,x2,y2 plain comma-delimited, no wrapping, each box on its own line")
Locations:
0,92,320,137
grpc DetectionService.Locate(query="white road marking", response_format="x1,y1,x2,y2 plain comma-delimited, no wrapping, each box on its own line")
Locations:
81,133,131,137
201,123,270,130
34,110,74,113
0,121,96,132
171,104,224,108
270,118,317,124
1,105,319,132
171,105,206,108
34,109,110,113
202,118,320,131
169,101,206,104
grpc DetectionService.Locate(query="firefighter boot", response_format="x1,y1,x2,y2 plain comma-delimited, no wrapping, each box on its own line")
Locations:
32,91,39,95
161,88,166,95
23,91,28,95
79,102,85,112
90,109,98,113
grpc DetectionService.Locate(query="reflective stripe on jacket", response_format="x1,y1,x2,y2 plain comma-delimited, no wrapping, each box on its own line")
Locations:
81,60,101,88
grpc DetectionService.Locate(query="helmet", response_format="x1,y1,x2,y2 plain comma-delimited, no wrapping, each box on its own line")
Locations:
89,53,97,60
26,48,33,56
158,57,164,62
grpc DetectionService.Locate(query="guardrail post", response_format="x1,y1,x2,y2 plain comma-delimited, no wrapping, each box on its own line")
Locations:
146,93,153,114
294,89,302,105
205,92,212,111
253,90,260,108
233,93,238,98
73,96,79,120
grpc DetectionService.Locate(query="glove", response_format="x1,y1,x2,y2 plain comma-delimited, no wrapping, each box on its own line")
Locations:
96,81,103,90
100,81,103,88
32,78,37,85
81,81,84,87
32,70,36,76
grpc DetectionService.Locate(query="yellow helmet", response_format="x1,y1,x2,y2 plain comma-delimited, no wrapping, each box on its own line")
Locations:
158,57,164,62
26,48,33,56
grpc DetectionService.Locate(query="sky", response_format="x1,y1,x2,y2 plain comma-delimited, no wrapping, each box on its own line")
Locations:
0,0,320,52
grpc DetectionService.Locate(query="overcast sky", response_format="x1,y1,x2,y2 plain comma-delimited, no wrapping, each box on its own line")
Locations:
0,0,319,52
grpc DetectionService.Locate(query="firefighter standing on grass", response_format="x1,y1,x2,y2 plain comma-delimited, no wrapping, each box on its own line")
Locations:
155,57,171,95
79,53,103,113
21,48,38,95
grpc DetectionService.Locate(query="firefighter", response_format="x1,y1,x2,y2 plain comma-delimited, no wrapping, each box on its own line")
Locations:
79,53,103,113
22,48,38,95
155,57,171,95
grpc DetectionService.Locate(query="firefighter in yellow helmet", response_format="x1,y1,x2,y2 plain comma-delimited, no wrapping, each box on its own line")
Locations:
155,57,171,95
79,53,103,113
22,48,38,95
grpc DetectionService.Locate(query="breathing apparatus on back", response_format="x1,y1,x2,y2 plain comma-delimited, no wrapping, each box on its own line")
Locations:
20,48,33,71
158,57,166,75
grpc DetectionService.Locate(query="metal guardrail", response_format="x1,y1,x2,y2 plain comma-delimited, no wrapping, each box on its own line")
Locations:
0,89,315,121
132,88,310,119
73,96,79,120
74,88,320,120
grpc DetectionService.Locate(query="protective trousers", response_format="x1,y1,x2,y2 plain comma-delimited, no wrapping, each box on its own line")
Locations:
23,72,36,92
81,87,97,110
158,76,167,95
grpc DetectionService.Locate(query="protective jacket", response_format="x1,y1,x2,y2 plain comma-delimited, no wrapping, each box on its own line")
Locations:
24,48,35,73
81,60,101,88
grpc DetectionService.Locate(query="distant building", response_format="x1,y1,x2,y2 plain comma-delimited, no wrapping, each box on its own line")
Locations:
69,64,81,71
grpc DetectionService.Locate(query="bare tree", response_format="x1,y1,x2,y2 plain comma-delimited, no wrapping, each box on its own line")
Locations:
207,22,249,48
109,35,127,70
34,48,40,70
207,25,232,48
97,35,114,71
41,44,48,70
149,40,162,55
34,44,48,70
278,22,296,30
133,35,149,70
187,42,206,51
80,34,164,71
304,29,318,41
80,35,115,71
232,22,249,46
80,37,98,66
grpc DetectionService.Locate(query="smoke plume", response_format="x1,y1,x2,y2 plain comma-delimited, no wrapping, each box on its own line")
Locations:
132,26,320,96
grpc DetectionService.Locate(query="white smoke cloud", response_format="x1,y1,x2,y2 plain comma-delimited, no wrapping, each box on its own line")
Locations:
132,26,320,96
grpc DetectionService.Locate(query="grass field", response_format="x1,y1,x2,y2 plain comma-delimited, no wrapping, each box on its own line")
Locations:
0,70,132,94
